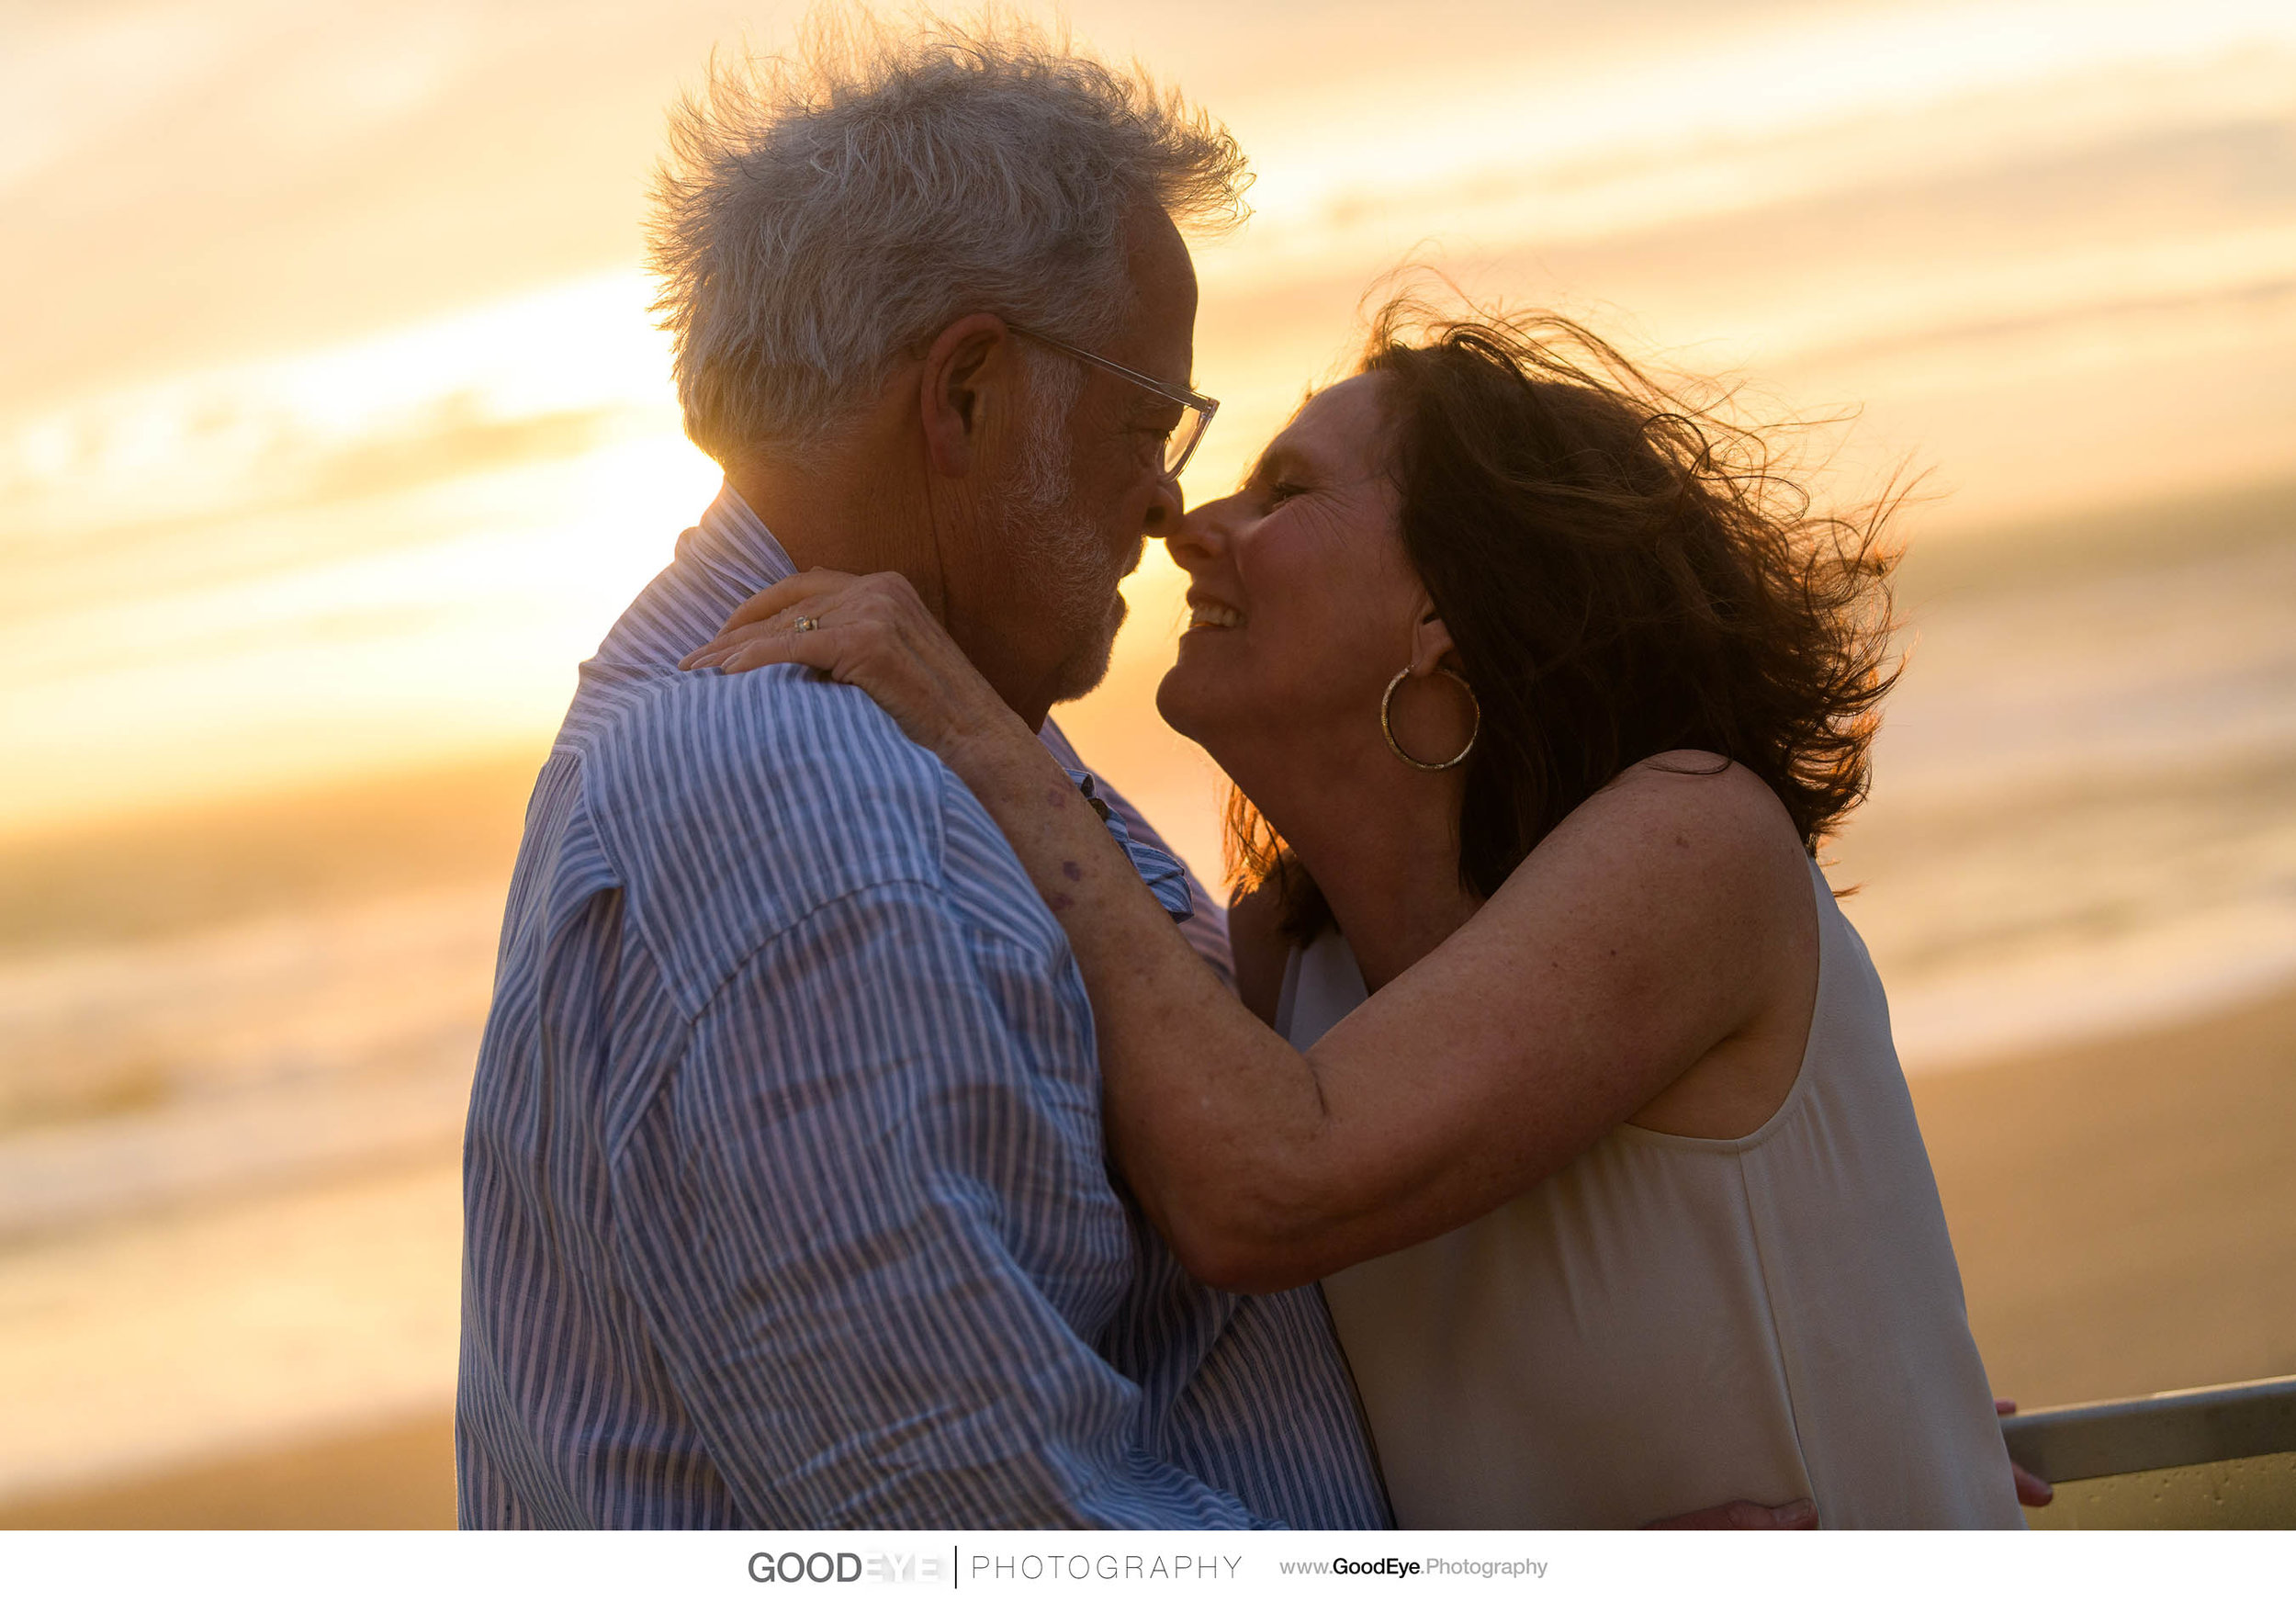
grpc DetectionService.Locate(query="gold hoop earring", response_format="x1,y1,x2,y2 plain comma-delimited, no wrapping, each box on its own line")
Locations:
1381,667,1480,772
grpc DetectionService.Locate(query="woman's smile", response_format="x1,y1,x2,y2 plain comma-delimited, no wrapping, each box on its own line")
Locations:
1185,595,1244,631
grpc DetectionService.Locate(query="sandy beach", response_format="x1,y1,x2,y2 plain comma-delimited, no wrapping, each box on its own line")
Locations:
1915,980,2296,1410
4,969,2288,1530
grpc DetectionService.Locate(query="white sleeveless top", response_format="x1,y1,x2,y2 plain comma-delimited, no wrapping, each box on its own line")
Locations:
1279,854,2023,1529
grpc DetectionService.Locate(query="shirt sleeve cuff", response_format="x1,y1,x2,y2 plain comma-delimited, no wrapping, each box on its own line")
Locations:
1064,769,1194,923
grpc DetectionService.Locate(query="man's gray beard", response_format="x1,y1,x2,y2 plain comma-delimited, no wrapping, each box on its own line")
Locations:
1004,401,1129,704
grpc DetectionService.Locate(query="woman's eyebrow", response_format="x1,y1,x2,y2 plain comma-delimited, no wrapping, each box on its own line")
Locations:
1249,441,1304,481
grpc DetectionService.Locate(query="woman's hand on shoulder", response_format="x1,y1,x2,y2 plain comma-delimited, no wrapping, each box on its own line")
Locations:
681,570,1032,779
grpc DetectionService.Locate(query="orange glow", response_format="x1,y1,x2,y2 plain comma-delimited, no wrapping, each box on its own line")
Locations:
6,3,2292,839
5,0,2295,1525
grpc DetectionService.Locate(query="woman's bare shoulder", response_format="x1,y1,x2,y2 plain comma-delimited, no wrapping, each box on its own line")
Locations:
1596,755,1819,1137
1467,750,1811,1036
1584,751,1806,866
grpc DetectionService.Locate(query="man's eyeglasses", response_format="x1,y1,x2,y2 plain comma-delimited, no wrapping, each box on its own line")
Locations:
1007,323,1218,481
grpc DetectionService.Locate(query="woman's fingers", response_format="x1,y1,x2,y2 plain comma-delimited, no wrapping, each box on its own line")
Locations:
711,622,849,677
703,615,957,750
685,605,849,671
1994,1400,2055,1506
681,617,814,670
1645,1497,1817,1529
681,570,862,669
2010,1461,2054,1507
684,616,807,671
684,570,932,671
681,567,1012,760
717,569,861,633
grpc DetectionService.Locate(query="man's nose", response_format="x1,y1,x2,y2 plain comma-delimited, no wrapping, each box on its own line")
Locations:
1142,470,1185,537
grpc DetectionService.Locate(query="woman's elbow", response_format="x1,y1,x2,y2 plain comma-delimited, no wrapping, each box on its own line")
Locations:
1124,1123,1351,1292
1161,1198,1328,1295
1174,1232,1315,1295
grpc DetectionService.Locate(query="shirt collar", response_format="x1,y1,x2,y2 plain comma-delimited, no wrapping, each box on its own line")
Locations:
681,480,797,600
673,483,1192,922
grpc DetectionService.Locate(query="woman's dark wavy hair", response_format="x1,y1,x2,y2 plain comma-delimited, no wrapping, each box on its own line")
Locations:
1228,296,1906,937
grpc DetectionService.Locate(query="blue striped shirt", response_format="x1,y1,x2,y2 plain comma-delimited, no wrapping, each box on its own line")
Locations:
457,486,1390,1529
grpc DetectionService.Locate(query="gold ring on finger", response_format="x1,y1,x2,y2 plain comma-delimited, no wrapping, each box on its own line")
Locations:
792,615,819,634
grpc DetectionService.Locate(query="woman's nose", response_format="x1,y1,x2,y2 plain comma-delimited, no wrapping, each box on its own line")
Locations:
1159,491,1233,570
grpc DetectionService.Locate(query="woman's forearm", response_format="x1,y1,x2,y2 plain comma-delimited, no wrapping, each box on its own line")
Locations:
945,731,1336,1286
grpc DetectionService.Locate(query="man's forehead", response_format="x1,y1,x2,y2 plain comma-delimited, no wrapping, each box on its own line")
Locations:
1126,205,1196,295
1120,206,1199,376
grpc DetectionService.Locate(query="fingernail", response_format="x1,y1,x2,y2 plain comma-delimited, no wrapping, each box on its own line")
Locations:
1781,1499,1817,1523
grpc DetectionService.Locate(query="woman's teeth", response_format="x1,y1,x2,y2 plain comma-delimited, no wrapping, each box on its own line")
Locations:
1187,601,1244,630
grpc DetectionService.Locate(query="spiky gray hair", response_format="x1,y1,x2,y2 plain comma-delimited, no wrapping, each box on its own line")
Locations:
647,10,1250,464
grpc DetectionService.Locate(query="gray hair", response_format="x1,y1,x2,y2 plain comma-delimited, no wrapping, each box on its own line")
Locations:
647,10,1251,464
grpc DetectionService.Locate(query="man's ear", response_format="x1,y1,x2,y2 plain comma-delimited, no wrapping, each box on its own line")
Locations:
1408,602,1457,677
917,312,1019,480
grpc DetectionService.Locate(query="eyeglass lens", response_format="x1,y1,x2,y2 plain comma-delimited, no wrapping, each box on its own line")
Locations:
1164,407,1208,479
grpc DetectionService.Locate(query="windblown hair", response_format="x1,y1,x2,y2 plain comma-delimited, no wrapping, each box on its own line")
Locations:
1231,298,1905,936
647,8,1249,464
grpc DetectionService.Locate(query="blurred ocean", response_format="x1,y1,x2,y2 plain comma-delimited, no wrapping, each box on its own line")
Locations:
1840,480,2296,1067
5,475,2292,1231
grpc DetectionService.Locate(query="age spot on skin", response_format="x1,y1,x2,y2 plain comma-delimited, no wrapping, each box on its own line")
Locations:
1062,862,1085,883
1049,892,1075,912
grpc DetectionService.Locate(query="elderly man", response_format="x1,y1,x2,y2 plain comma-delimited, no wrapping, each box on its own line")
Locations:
457,23,1388,1529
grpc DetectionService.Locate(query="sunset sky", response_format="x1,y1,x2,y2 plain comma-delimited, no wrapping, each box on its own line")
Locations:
5,0,2293,852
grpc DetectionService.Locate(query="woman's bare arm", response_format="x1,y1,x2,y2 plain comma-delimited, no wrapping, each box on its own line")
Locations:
685,570,1803,1292
953,737,1796,1290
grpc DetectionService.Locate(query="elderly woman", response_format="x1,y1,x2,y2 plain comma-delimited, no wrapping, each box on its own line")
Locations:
690,302,2027,1529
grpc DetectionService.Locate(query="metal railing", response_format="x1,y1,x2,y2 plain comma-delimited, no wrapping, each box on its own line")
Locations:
2002,1375,2296,1529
